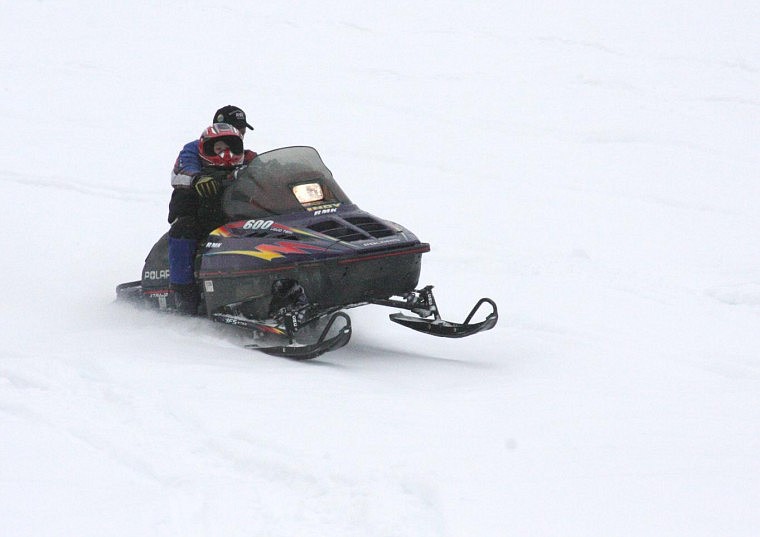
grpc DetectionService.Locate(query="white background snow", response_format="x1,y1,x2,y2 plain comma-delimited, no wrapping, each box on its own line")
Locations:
1,1,759,535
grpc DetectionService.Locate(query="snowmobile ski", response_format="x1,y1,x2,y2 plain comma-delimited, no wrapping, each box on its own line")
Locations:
388,297,498,338
371,286,498,338
212,311,352,360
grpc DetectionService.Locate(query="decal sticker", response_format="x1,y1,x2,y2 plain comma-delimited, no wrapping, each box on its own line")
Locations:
307,202,341,215
208,226,232,237
207,241,327,261
243,219,274,230
359,238,401,247
209,221,324,240
144,269,169,280
312,207,338,215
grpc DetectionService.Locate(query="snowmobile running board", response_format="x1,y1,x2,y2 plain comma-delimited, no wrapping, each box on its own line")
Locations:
372,286,498,338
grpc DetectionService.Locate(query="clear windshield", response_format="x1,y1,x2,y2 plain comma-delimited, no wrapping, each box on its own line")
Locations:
222,146,352,220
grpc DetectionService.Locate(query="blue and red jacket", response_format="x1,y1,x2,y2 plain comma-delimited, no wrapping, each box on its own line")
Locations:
171,140,204,188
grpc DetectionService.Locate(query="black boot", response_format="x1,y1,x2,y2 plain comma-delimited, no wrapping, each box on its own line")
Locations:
170,283,199,315
268,279,308,318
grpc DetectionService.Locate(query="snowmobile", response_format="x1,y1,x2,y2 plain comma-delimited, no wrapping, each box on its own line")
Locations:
116,146,497,359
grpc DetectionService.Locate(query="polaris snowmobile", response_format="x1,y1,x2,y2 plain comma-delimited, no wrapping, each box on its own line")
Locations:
116,146,497,359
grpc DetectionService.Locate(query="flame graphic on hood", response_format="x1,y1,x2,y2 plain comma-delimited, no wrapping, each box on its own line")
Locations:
209,223,323,240
207,241,327,261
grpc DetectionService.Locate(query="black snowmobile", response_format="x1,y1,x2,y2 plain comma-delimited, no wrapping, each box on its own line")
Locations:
117,146,497,359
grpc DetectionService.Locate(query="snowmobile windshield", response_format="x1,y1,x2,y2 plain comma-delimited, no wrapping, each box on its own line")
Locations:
222,146,352,220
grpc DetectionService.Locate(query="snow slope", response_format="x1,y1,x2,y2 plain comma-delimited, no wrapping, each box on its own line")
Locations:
1,2,759,536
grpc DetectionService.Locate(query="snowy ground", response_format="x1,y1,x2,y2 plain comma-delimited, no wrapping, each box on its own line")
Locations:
1,2,759,536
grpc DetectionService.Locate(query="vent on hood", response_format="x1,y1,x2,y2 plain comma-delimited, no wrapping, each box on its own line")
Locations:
308,216,395,242
343,216,395,238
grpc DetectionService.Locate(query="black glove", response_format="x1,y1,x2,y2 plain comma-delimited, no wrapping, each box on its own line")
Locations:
195,169,233,198
193,175,220,198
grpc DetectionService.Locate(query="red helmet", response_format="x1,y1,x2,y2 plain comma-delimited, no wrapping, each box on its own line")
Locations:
198,123,245,168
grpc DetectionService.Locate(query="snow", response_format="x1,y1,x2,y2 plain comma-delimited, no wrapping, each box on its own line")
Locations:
1,1,759,535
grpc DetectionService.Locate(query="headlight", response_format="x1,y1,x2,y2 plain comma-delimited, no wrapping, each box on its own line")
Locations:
292,182,324,204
